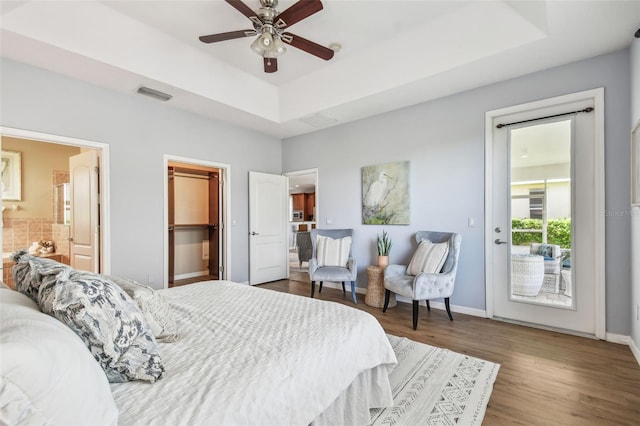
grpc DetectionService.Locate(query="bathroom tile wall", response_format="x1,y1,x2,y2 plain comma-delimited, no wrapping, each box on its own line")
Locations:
2,169,71,256
2,218,54,253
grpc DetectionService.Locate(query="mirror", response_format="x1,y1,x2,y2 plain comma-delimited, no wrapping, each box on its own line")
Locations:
55,183,71,224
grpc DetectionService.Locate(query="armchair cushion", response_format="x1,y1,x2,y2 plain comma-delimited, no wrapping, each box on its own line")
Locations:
316,235,352,267
407,240,449,276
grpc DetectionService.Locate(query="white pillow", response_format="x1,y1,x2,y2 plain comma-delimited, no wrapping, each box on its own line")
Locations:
108,275,179,342
0,288,119,425
316,235,352,267
407,240,450,276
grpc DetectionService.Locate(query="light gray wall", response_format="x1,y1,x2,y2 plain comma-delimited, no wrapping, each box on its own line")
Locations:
630,37,640,350
283,49,632,334
0,58,282,287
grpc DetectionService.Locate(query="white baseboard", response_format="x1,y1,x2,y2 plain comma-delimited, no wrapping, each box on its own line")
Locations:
394,295,487,318
606,333,640,367
629,338,640,367
174,270,209,280
320,281,366,294
605,332,630,345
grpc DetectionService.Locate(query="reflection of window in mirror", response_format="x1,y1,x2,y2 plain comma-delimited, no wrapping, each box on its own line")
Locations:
55,183,71,224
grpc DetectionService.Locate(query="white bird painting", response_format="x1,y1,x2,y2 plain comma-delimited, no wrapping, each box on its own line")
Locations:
361,161,410,225
363,172,392,210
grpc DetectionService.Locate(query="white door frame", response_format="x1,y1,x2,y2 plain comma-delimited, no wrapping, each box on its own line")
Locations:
163,154,231,287
484,88,606,339
0,126,111,274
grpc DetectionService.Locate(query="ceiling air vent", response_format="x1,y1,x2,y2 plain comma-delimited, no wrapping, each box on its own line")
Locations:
299,113,339,129
136,86,173,102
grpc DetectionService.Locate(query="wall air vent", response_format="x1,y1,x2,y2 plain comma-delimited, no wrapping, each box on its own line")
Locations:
136,86,173,102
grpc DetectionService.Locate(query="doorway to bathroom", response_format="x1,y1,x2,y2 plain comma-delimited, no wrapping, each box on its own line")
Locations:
164,155,229,288
0,127,109,283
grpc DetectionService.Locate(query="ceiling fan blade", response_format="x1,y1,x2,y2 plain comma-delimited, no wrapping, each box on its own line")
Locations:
225,0,263,24
282,32,334,61
199,29,257,43
274,0,323,29
264,57,278,73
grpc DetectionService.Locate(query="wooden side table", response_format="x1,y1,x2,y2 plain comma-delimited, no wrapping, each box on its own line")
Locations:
365,265,397,308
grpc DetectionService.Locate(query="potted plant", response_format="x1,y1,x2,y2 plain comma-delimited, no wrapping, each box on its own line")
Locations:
377,230,391,267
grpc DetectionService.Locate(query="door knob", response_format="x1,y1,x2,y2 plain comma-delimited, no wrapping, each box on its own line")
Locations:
494,239,508,245
250,231,259,236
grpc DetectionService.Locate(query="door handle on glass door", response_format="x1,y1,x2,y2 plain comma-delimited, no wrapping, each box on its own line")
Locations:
494,239,508,245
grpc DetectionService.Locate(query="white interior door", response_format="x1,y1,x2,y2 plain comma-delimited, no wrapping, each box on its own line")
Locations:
249,171,288,285
486,89,605,338
70,150,100,272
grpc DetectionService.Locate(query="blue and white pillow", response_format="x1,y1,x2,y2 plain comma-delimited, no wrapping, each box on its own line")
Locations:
11,250,70,303
537,244,554,259
38,269,164,383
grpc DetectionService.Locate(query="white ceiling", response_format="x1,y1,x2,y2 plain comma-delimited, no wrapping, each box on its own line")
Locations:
1,1,639,139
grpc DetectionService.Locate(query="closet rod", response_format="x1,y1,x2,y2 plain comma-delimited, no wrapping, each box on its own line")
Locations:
496,107,593,128
173,172,212,180
169,224,216,231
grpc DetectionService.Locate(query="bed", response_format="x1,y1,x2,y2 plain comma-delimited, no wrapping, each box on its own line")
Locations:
112,280,397,425
1,256,397,426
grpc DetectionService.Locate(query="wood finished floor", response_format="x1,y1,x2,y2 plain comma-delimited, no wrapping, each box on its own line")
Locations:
259,279,640,426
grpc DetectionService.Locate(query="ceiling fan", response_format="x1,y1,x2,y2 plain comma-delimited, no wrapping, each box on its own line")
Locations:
199,0,335,73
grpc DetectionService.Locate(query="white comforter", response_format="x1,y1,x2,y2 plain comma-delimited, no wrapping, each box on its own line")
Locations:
111,281,397,426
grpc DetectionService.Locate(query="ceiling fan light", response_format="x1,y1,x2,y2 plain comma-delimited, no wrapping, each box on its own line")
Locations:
259,32,273,49
271,36,286,56
250,37,266,56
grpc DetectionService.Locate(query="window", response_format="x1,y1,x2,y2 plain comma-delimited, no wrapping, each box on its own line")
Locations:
529,188,544,219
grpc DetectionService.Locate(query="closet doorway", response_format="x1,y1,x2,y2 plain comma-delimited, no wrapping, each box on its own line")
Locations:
165,156,229,287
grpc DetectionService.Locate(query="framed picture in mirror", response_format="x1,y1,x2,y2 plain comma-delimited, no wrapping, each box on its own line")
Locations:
1,150,22,201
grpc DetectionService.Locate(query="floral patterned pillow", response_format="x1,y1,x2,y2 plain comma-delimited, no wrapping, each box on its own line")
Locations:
38,268,164,383
11,250,70,303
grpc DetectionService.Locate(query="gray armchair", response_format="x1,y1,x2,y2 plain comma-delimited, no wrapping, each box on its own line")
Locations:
296,231,312,267
383,231,461,330
308,229,358,304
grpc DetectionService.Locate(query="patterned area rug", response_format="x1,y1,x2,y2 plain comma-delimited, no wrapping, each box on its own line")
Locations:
370,335,500,426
